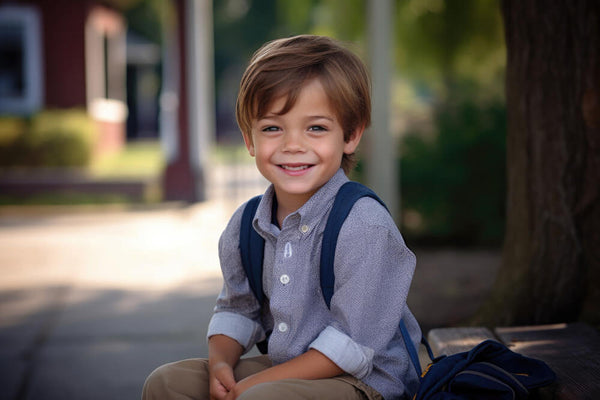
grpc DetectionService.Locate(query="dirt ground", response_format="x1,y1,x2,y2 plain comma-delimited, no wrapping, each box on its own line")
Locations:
408,247,500,333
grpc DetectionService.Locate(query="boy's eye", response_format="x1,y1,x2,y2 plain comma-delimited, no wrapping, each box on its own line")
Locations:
261,126,280,132
308,125,327,132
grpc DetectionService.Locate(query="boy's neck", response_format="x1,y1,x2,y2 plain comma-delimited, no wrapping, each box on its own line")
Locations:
272,190,312,227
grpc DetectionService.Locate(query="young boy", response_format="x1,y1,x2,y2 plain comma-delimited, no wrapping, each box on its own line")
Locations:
142,34,421,400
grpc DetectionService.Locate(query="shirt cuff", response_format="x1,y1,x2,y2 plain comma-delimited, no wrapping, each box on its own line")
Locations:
309,325,374,379
207,311,265,351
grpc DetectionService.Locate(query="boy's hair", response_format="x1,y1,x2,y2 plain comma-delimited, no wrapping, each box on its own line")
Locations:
236,35,371,173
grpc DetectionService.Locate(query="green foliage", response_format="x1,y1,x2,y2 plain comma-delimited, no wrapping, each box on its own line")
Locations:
400,93,507,246
117,0,167,44
395,0,506,97
213,0,280,78
390,1,507,246
0,109,97,168
306,0,365,41
0,117,27,147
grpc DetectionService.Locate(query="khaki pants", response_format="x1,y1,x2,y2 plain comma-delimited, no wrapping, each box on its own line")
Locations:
142,355,382,400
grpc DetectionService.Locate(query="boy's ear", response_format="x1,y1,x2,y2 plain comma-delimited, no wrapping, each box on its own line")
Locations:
243,133,255,157
343,125,365,155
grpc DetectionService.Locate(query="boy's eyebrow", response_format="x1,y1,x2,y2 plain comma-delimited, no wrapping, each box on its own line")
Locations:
258,114,336,121
307,115,335,121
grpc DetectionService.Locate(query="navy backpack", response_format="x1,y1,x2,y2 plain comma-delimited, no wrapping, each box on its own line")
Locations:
238,181,556,399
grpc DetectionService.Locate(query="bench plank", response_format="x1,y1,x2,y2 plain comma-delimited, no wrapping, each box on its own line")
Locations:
495,323,600,400
427,327,497,357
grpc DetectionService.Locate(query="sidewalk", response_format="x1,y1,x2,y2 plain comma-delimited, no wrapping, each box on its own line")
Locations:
0,201,233,400
0,167,500,400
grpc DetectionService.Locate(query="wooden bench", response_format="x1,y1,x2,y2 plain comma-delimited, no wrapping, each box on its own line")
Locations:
426,323,600,399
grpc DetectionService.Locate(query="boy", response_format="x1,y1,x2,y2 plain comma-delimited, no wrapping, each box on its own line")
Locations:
142,35,421,400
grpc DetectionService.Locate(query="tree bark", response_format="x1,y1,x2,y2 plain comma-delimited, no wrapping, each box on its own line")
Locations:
477,0,600,326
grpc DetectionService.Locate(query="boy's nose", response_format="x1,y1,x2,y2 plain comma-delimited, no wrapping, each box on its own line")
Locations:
282,130,306,152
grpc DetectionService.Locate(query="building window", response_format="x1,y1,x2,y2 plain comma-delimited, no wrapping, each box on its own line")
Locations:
0,5,43,115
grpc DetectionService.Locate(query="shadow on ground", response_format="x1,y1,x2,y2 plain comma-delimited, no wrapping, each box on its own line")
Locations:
0,279,222,400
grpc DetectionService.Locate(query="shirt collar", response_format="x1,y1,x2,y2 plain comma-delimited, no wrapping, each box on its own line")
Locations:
253,169,349,238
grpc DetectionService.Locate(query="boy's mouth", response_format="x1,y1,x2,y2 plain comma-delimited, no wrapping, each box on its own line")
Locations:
278,164,314,172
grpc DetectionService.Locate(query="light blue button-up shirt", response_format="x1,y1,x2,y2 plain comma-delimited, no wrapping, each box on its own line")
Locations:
208,169,421,399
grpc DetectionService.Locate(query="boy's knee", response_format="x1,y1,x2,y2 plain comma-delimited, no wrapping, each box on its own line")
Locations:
237,382,280,400
141,359,210,400
142,364,173,399
237,379,367,400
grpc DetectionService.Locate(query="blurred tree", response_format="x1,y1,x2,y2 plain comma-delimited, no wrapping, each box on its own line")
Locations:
401,95,506,246
123,0,166,44
394,1,507,245
213,0,282,141
476,0,600,326
394,0,505,99
106,0,167,44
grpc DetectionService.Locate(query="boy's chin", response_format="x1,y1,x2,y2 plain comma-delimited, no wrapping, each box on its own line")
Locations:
274,182,320,197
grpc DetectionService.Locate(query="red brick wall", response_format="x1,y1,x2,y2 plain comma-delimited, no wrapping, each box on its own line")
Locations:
36,0,89,108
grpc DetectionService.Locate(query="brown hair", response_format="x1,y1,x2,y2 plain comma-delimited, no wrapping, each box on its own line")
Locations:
236,35,371,173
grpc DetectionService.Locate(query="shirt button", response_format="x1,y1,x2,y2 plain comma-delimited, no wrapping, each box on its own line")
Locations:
300,224,309,233
278,322,289,333
280,274,290,285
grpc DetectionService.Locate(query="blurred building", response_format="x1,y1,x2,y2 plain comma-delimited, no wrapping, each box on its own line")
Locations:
0,0,214,202
0,0,127,156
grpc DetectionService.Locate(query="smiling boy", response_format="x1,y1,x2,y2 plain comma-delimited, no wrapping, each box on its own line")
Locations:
142,35,421,400
245,77,361,224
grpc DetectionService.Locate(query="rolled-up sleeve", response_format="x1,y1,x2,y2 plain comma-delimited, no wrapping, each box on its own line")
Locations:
309,325,374,379
207,311,265,350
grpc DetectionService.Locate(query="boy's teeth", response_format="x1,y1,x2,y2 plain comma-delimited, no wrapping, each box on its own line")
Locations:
281,165,309,171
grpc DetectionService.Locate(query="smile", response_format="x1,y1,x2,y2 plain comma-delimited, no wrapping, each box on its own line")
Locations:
279,164,313,171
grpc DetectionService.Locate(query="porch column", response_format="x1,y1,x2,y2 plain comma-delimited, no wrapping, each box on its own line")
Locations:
367,0,398,220
162,0,214,202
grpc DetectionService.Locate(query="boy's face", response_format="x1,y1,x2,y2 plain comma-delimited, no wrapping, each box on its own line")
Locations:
245,78,363,208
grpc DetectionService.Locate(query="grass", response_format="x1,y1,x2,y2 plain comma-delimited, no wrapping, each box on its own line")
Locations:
89,140,165,179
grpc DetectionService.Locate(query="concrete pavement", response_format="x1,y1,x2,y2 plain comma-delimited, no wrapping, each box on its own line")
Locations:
0,167,500,399
0,201,236,400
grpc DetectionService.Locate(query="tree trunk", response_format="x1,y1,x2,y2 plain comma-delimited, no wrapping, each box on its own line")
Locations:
477,0,600,326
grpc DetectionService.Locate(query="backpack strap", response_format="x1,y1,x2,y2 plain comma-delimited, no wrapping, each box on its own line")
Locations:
239,195,265,304
399,319,423,376
320,182,387,307
320,182,425,377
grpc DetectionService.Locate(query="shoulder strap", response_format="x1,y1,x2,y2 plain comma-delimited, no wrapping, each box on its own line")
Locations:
239,195,265,304
321,182,427,377
320,181,387,307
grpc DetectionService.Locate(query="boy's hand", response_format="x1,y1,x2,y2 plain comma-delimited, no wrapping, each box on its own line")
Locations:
208,335,244,400
221,375,258,400
209,361,236,400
